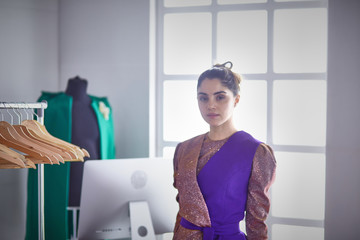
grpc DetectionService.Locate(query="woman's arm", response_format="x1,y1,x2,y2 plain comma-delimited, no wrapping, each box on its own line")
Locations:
245,143,277,240
172,143,182,234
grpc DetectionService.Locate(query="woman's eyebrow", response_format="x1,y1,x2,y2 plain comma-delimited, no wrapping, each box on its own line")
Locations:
198,91,227,96
214,91,227,95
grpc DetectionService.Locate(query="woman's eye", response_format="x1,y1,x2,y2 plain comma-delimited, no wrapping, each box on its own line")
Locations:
198,96,208,102
216,95,225,101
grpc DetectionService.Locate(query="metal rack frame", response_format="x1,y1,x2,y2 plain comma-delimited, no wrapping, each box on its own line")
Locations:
0,101,48,240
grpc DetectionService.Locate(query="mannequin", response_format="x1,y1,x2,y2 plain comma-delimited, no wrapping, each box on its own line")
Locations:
65,76,100,206
26,77,115,240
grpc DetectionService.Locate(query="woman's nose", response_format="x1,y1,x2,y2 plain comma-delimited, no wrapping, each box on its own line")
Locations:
207,99,216,110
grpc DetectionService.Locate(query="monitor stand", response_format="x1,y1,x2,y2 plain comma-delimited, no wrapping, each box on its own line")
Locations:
129,201,156,240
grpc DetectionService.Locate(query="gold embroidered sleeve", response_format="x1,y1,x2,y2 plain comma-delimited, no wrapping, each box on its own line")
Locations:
245,143,277,240
172,143,181,234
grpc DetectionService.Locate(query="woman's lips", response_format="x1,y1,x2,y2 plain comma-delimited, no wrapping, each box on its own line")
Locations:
207,113,219,118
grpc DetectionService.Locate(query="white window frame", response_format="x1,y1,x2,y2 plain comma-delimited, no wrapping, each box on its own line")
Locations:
153,0,328,238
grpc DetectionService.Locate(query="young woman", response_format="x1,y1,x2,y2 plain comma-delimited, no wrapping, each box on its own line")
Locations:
172,62,276,240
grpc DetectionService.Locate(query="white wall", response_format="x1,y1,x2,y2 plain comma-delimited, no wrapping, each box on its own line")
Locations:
58,0,150,159
325,0,360,239
0,0,150,238
0,0,59,239
0,0,59,101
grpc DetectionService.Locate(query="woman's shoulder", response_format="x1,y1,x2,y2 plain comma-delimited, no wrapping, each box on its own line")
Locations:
174,133,207,160
237,131,276,164
178,133,207,146
254,143,277,166
237,130,261,142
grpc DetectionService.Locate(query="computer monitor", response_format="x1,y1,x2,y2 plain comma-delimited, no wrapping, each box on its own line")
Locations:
77,158,178,240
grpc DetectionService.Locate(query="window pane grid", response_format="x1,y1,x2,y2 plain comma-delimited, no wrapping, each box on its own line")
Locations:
161,1,327,12
268,216,324,227
157,1,327,239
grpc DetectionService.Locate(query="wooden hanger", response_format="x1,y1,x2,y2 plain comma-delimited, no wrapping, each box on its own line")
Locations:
19,123,78,162
21,120,85,161
0,153,36,169
13,124,66,163
0,151,26,168
2,121,61,164
7,108,64,163
0,142,24,159
26,119,90,158
19,109,80,161
22,158,36,169
0,121,53,164
0,143,26,168
22,120,88,161
0,143,36,169
12,124,64,164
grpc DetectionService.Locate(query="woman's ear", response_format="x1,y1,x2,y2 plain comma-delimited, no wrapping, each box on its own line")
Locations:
234,94,240,107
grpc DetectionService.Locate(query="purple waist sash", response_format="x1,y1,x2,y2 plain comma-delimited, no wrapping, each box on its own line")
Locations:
180,217,241,240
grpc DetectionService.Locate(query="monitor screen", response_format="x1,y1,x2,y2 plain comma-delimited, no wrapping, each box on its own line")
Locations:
77,158,178,240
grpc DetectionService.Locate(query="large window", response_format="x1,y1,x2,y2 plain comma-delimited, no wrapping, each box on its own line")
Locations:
155,0,327,239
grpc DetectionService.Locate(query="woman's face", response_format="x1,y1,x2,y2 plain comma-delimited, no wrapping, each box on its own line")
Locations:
197,78,240,129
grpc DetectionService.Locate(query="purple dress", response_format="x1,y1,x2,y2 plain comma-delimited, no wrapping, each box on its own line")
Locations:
173,131,276,240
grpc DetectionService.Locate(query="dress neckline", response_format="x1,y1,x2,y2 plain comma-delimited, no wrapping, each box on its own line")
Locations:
204,131,238,142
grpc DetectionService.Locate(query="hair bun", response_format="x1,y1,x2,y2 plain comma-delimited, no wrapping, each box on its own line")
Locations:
213,61,233,69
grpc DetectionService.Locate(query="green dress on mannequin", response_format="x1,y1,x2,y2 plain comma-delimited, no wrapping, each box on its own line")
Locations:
25,82,115,240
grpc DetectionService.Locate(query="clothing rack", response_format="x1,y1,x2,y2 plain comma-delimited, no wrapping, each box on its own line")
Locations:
0,101,48,240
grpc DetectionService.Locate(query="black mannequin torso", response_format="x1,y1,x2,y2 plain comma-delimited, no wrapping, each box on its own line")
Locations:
65,76,100,206
65,76,100,158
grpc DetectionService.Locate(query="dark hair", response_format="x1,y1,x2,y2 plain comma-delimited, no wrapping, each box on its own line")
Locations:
197,61,242,96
